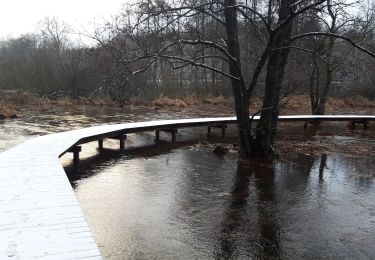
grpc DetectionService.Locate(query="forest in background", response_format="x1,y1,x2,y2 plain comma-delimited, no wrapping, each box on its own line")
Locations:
0,0,374,104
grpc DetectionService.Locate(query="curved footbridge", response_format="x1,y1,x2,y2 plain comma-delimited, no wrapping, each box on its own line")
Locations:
0,115,374,259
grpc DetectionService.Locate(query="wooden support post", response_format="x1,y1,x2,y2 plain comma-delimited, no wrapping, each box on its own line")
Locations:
107,134,127,151
67,146,82,169
221,125,226,137
164,129,177,142
73,150,80,167
98,139,103,151
349,120,369,130
364,121,369,130
304,121,320,129
349,120,356,130
208,124,227,137
119,135,126,151
359,120,369,130
155,129,177,142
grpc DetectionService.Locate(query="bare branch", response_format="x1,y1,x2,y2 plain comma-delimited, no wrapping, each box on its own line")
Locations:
233,4,271,31
179,39,237,62
289,32,375,58
271,45,331,65
246,43,271,99
274,0,326,34
159,54,240,81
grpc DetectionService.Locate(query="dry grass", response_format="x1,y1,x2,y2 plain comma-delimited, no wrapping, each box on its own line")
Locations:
2,91,51,110
0,100,17,118
343,95,375,107
182,95,201,106
149,95,234,109
151,95,187,108
204,95,226,105
203,96,235,106
278,94,375,114
147,93,375,117
279,95,311,114
127,97,150,107
78,96,118,107
55,96,73,106
0,90,120,112
1,89,374,118
249,97,263,112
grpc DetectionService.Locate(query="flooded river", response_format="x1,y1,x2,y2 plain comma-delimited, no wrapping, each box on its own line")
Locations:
1,108,375,259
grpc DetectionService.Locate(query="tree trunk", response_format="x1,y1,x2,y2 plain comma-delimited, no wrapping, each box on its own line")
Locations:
310,68,319,114
316,60,334,115
311,2,336,116
311,41,335,115
254,0,295,158
223,0,253,158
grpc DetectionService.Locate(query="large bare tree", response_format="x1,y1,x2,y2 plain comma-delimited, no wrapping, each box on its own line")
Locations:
100,0,339,158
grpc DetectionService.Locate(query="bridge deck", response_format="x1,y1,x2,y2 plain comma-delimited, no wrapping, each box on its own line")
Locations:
0,115,374,259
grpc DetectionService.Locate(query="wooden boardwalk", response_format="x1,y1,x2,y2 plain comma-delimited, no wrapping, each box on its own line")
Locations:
0,115,374,259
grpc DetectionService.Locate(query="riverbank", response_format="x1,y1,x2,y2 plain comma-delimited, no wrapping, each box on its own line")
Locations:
1,90,375,119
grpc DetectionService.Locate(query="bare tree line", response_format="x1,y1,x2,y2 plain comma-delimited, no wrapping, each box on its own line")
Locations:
0,18,101,99
0,2,373,101
0,0,375,158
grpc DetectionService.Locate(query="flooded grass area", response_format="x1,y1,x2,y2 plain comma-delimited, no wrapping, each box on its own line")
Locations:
1,108,375,259
0,107,203,153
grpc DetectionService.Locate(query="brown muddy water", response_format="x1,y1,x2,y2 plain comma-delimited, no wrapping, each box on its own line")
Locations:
1,108,375,259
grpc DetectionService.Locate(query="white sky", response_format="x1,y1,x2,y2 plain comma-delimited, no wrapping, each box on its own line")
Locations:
0,0,127,44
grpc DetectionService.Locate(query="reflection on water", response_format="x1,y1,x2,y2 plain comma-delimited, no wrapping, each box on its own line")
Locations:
216,160,280,259
73,145,375,259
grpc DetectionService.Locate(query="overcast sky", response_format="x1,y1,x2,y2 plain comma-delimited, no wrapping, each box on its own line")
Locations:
0,0,126,43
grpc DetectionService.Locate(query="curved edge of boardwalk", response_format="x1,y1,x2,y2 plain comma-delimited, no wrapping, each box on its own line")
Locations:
0,115,374,259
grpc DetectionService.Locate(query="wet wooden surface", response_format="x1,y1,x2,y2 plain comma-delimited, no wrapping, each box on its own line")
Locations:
0,115,374,259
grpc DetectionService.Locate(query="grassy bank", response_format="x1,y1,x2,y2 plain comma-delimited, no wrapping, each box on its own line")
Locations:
1,90,374,119
149,94,375,115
